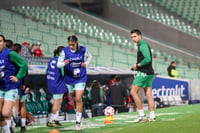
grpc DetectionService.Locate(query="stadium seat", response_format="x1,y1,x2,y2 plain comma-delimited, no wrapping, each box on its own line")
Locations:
111,0,200,38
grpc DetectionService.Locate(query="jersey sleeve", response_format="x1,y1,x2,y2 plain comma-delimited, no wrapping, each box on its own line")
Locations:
9,51,28,80
84,48,92,67
57,50,66,68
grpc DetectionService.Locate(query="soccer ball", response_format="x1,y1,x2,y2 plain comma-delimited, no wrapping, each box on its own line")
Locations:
104,106,115,116
50,129,59,133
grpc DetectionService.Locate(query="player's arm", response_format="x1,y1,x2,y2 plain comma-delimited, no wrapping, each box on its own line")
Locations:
82,49,92,67
137,44,151,67
57,50,67,68
9,51,28,80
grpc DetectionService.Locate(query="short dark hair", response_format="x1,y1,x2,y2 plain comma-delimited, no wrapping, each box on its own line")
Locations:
115,76,121,82
53,46,64,57
170,61,176,65
130,29,142,35
13,43,22,53
5,40,13,49
67,35,78,42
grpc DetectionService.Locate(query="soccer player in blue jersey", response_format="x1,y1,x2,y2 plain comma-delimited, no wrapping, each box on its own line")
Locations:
46,46,68,127
57,35,92,130
13,43,30,132
0,35,28,133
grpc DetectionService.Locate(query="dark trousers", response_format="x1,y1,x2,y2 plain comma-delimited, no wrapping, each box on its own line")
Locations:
111,105,126,114
91,103,103,117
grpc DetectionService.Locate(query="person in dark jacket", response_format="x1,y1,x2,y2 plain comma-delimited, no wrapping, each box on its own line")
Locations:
107,76,128,114
167,61,178,78
89,80,104,117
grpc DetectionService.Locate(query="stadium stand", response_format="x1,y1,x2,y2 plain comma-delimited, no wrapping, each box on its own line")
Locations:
1,6,200,79
111,0,200,37
150,0,200,27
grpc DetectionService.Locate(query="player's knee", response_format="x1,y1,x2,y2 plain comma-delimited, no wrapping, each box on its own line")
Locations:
76,98,82,104
146,92,153,100
131,89,137,96
2,111,12,118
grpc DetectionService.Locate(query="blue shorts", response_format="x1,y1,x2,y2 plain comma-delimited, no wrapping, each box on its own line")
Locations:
0,89,18,101
53,94,63,100
66,82,86,93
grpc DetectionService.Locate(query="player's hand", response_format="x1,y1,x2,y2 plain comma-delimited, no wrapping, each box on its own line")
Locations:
131,65,137,71
22,85,25,90
25,88,30,94
64,59,69,65
10,76,18,82
81,63,86,67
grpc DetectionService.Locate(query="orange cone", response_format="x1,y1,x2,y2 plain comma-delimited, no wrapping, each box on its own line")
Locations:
104,115,115,124
104,119,113,124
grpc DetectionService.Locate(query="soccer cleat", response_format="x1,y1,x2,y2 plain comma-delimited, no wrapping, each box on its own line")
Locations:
46,122,54,127
133,115,147,123
148,118,156,122
20,126,26,132
52,120,62,126
76,121,83,131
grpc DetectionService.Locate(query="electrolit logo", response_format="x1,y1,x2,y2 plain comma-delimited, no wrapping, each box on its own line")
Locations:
152,85,186,98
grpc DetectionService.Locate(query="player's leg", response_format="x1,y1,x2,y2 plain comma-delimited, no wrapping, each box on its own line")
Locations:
131,72,147,122
131,85,143,110
143,87,155,112
131,85,146,122
75,89,84,130
143,75,156,121
1,89,18,133
0,97,7,131
2,100,15,133
14,98,19,117
47,94,63,127
74,83,85,130
20,97,27,132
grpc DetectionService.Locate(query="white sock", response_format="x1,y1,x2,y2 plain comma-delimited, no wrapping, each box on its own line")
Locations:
76,112,82,123
2,124,11,133
138,109,145,117
21,118,26,127
48,113,55,122
150,111,155,119
6,120,11,128
55,111,59,120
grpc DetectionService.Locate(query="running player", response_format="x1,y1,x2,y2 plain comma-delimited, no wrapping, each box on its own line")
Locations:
0,35,28,133
46,46,68,127
13,43,30,132
57,35,92,130
130,30,156,122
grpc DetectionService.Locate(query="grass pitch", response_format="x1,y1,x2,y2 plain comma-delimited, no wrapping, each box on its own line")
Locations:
15,104,200,133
